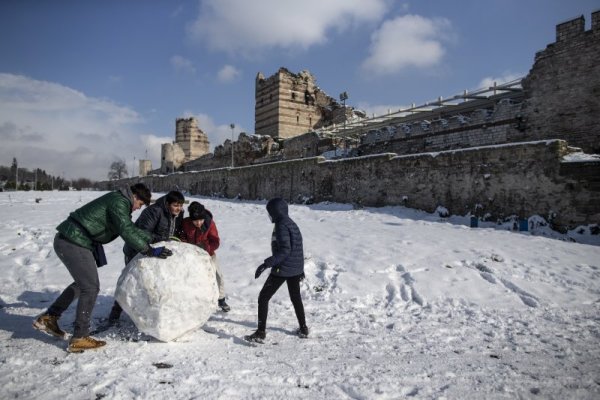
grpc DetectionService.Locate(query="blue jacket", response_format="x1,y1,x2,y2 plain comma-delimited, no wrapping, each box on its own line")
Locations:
264,198,304,277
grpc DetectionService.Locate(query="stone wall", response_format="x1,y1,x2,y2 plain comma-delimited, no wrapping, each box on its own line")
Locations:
357,12,600,156
255,68,330,139
104,140,600,230
358,96,528,156
521,11,600,154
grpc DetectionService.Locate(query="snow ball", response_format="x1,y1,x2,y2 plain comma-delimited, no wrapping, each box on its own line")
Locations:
114,241,218,342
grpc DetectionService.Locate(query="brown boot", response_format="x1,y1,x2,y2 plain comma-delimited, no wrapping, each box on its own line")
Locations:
67,336,107,353
33,313,67,339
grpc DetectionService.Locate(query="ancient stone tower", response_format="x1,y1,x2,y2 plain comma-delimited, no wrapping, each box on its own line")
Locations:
255,68,335,139
138,159,152,177
161,117,210,173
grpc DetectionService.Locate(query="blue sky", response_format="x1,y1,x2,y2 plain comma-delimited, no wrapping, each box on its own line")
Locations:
1,0,598,180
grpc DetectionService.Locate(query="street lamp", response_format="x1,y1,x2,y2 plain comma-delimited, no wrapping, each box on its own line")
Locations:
338,91,349,157
229,123,235,168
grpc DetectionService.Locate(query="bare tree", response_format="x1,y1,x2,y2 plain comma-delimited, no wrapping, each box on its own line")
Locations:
108,159,128,180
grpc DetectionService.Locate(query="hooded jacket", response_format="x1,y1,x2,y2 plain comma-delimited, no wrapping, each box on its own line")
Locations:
123,194,183,259
264,198,304,277
179,209,220,256
56,186,151,253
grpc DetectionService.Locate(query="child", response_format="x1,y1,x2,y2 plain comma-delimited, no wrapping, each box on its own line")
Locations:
245,197,308,343
179,201,230,312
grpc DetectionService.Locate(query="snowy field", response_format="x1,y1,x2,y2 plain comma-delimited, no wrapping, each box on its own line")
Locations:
0,191,599,400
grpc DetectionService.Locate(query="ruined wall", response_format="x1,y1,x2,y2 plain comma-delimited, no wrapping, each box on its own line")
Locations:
138,160,152,177
521,11,600,153
183,133,276,171
105,140,600,230
160,143,185,174
358,96,527,156
255,68,338,139
358,12,600,157
161,117,210,173
175,117,210,161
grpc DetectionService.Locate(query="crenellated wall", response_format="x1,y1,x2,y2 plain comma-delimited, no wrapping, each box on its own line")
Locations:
103,140,600,230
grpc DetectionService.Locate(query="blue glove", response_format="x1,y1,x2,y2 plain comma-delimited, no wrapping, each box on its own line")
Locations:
255,263,268,279
146,246,173,259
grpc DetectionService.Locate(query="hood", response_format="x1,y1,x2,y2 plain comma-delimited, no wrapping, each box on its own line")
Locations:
266,198,288,223
154,195,173,217
118,186,135,210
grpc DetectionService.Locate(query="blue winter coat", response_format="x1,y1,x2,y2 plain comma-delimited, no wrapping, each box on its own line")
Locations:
264,198,304,277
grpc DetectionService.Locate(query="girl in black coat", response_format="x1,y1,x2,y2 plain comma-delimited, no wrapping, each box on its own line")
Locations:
245,198,308,343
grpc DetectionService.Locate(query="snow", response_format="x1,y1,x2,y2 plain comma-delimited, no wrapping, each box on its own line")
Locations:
115,242,218,342
562,152,600,162
1,191,599,399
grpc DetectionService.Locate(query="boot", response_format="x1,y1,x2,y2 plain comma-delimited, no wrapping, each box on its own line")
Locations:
244,329,266,343
108,302,122,324
33,313,67,339
67,336,107,353
297,325,309,338
218,298,231,312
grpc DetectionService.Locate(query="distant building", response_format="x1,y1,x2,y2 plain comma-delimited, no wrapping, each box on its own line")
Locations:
161,117,210,173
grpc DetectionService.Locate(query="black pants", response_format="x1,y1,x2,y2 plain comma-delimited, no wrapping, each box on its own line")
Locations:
258,274,306,331
48,234,99,338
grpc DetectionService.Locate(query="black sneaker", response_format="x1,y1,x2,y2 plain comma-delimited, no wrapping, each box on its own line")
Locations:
297,326,309,338
108,304,122,324
244,330,266,343
218,298,231,312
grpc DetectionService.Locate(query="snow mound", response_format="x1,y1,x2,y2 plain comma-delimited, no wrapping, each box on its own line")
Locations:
114,241,218,342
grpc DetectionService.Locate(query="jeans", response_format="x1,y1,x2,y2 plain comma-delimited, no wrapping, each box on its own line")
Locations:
48,234,99,338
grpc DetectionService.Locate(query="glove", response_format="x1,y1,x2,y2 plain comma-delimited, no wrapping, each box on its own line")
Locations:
146,246,173,259
255,263,268,279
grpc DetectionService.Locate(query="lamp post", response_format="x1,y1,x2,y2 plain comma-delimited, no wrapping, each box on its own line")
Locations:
230,123,235,168
339,91,349,157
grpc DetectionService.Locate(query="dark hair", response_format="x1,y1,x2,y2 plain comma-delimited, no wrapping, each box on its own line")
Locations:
165,190,185,205
130,183,151,206
188,201,206,221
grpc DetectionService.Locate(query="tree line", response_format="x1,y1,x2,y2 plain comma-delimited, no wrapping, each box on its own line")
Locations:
0,158,132,191
0,158,98,191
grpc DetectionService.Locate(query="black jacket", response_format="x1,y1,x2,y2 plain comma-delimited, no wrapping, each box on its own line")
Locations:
264,198,304,277
123,194,183,259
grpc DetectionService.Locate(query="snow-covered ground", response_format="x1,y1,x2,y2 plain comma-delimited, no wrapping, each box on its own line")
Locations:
0,191,599,400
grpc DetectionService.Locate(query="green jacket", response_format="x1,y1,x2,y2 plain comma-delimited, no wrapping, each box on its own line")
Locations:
56,187,151,252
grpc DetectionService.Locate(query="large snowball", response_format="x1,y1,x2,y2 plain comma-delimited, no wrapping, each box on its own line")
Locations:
114,241,218,342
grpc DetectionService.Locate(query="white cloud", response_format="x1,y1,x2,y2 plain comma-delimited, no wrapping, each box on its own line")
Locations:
217,65,241,83
0,73,147,180
356,102,410,118
362,15,453,75
170,55,196,74
187,0,389,56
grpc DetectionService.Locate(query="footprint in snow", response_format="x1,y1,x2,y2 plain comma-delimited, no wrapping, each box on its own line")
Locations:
499,278,539,308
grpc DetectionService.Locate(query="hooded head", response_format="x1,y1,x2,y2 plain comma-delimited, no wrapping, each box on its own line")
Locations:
188,201,207,221
266,198,288,223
